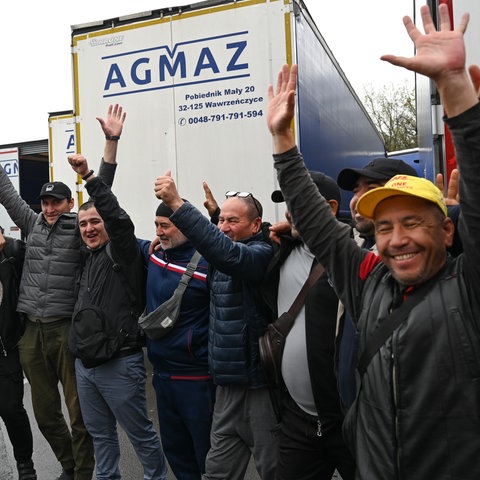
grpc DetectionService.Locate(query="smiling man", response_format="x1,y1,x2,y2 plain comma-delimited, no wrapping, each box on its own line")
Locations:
68,154,167,480
136,202,214,480
77,204,109,250
154,173,278,480
360,175,453,285
217,194,262,241
266,4,480,479
39,182,75,224
0,104,125,480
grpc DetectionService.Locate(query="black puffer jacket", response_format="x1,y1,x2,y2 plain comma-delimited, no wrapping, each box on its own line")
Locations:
69,176,145,357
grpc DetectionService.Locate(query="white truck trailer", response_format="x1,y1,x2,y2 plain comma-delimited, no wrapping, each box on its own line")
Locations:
53,0,386,237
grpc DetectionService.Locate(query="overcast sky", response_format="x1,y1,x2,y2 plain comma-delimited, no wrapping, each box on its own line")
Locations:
0,0,414,144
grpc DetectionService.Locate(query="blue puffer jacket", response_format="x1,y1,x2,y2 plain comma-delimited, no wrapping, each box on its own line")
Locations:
171,202,274,388
138,239,210,376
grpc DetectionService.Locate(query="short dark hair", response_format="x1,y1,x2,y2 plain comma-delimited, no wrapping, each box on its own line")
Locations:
243,196,263,220
79,200,95,213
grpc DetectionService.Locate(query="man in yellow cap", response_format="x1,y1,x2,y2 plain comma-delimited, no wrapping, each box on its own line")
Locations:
356,174,450,286
266,3,480,480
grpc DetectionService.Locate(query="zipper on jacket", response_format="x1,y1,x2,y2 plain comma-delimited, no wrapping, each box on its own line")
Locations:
316,419,322,437
392,350,401,478
86,251,93,294
0,336,6,357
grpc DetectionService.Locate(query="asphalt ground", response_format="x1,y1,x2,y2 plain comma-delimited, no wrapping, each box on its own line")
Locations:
0,351,342,479
0,353,263,480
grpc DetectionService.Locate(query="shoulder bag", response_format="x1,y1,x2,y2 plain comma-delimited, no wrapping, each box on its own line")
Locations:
138,251,202,340
259,260,325,387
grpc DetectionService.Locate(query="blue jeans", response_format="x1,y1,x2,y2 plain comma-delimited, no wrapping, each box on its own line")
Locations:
75,353,167,480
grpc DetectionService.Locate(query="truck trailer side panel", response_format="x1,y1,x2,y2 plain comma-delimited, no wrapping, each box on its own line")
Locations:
66,0,384,236
48,111,83,207
295,5,385,182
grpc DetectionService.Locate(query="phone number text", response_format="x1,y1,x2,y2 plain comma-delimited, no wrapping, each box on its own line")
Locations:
179,110,263,125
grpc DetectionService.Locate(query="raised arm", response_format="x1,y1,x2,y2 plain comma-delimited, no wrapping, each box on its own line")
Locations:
68,153,137,260
154,170,185,212
381,4,477,117
382,3,480,305
154,172,272,280
267,63,368,316
96,104,126,165
69,154,91,180
202,180,220,220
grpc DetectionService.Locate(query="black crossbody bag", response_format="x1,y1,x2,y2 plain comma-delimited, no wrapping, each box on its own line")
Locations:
138,251,202,340
259,261,325,387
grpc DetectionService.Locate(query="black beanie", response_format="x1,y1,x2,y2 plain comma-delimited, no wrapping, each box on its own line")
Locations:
155,202,174,218
155,199,188,218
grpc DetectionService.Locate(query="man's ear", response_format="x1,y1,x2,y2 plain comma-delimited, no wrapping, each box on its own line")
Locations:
442,216,455,247
68,198,75,210
252,217,262,234
327,199,339,217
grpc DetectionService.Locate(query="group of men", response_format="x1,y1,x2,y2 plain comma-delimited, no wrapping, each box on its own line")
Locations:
266,5,480,480
0,104,126,480
1,4,479,480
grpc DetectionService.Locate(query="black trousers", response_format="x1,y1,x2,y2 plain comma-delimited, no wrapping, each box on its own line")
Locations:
0,347,34,463
276,392,355,480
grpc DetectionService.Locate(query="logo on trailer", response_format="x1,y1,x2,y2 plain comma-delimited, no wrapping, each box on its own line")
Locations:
1,160,19,177
101,31,250,98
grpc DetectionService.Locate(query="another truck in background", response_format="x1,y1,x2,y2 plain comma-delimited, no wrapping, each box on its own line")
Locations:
0,142,48,239
48,111,82,206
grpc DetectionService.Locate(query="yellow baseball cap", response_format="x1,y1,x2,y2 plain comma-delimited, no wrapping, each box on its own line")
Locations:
356,174,448,220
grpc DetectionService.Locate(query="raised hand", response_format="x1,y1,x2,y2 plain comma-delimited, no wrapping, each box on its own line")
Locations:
381,4,476,117
154,170,184,211
68,154,90,177
435,169,459,205
96,104,126,138
267,64,298,153
381,5,468,80
203,181,219,218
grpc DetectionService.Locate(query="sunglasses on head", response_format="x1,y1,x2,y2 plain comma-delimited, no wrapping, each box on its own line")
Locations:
225,191,262,218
